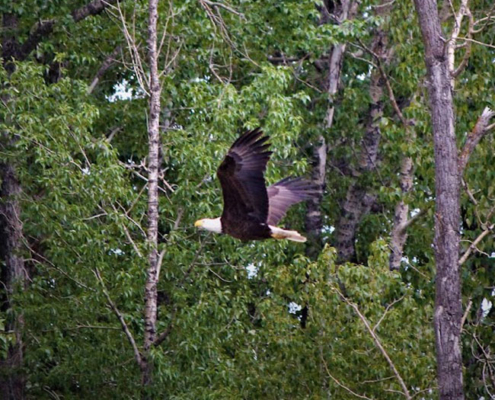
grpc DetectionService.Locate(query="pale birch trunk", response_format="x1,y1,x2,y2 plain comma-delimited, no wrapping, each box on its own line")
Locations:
142,0,162,389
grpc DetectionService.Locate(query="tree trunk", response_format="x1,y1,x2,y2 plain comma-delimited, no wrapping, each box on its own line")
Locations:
1,8,27,399
336,2,390,263
335,68,383,262
142,0,162,390
413,1,464,398
0,164,26,400
305,0,357,258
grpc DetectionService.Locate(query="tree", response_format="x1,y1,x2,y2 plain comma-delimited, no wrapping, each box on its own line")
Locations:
2,0,495,398
413,1,495,398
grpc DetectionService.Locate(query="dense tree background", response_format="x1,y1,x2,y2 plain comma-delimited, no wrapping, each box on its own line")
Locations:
1,0,494,398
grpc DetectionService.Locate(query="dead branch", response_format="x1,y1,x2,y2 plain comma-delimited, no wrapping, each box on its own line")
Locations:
105,0,149,94
335,287,412,399
459,107,495,173
458,224,494,265
87,45,123,94
373,295,406,332
357,38,408,128
321,355,376,399
19,0,122,61
94,267,142,366
398,208,428,235
446,0,470,78
154,240,207,347
201,0,245,18
451,7,473,78
461,299,472,329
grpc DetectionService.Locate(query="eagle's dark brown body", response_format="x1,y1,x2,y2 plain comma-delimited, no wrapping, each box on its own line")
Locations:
220,216,272,241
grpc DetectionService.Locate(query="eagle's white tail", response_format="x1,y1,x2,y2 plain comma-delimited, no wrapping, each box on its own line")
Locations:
269,226,307,243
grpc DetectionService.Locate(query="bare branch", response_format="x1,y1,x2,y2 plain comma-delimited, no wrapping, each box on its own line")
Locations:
106,0,150,94
459,107,495,173
19,20,56,60
154,240,207,347
398,208,428,234
335,288,412,399
451,7,473,78
19,0,122,61
459,224,494,265
461,299,472,329
373,295,406,332
72,0,121,22
321,355,376,399
457,36,495,50
446,0,470,77
94,268,142,366
200,0,245,18
87,45,123,94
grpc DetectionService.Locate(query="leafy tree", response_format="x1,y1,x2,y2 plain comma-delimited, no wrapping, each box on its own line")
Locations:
1,0,495,399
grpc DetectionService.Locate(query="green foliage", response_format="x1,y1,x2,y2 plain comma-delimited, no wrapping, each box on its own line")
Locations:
1,0,494,398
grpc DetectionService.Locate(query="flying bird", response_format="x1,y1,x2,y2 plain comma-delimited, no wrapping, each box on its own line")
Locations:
195,128,319,242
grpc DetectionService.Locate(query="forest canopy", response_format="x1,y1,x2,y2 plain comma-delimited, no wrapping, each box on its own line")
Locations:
1,0,495,399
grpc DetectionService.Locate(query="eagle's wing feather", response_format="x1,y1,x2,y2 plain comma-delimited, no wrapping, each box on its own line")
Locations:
217,128,272,223
267,177,320,225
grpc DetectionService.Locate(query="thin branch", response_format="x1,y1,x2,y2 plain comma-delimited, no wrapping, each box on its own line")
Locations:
462,179,478,206
122,219,144,257
457,36,495,50
201,0,245,18
72,0,121,22
398,208,428,234
459,107,495,173
356,39,408,128
94,268,142,366
173,208,184,230
19,0,122,61
320,355,376,399
446,0,470,77
458,224,494,265
461,299,472,329
156,249,166,284
23,240,94,292
451,7,473,78
107,0,150,94
154,240,207,347
87,45,123,94
153,312,175,347
335,287,412,399
373,295,406,332
65,325,122,331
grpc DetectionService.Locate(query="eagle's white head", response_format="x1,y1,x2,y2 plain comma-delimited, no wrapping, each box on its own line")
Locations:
194,217,222,233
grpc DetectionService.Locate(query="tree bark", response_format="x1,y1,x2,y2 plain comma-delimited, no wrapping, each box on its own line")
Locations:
305,0,356,259
388,153,414,270
0,164,27,400
413,1,464,398
335,67,383,263
336,2,390,263
1,8,27,399
142,0,162,389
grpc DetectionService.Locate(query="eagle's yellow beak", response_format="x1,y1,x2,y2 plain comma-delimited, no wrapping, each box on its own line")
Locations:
194,220,203,228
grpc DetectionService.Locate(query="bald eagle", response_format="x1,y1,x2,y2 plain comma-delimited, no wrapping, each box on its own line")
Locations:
195,128,319,242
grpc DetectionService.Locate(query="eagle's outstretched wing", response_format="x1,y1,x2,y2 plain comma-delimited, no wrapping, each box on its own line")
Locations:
217,128,272,223
267,177,320,225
